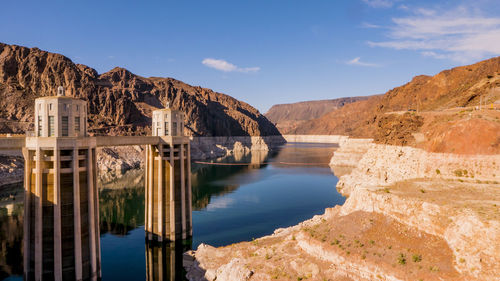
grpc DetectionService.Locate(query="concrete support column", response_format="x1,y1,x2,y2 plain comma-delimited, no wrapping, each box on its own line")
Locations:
73,148,82,281
169,143,175,239
187,142,193,236
147,145,154,239
53,146,62,281
180,144,186,239
158,144,164,240
35,146,42,281
87,147,97,280
22,148,31,279
144,145,149,237
93,148,102,278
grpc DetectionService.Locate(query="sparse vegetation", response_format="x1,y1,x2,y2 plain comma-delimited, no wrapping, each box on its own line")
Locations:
435,169,441,175
429,266,440,272
412,254,422,262
398,253,407,265
454,169,468,177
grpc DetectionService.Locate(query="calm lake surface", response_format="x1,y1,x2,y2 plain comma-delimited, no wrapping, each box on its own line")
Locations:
0,143,345,280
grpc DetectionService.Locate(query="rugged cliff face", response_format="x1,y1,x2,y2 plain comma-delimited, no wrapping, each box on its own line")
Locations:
288,57,500,154
0,43,280,137
265,97,370,134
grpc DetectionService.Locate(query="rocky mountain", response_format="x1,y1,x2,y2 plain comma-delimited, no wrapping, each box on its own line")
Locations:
265,97,370,134
290,57,500,154
0,43,280,137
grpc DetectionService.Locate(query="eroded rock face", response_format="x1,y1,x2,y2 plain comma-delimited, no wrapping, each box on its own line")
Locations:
336,142,500,196
0,43,281,137
288,57,500,155
265,97,371,134
185,139,500,281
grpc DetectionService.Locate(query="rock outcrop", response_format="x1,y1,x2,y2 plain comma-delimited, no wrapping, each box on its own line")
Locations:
287,57,500,155
0,42,280,137
265,97,370,134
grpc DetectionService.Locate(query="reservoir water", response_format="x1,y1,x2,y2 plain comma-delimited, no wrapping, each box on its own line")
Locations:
0,143,345,280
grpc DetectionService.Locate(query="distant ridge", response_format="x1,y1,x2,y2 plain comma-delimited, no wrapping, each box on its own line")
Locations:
0,43,280,137
265,96,371,134
290,57,500,154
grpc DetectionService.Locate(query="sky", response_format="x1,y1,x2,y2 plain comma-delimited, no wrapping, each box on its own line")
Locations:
2,0,500,113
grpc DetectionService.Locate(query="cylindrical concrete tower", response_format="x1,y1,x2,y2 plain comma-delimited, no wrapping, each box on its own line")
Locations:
23,87,101,281
145,106,192,242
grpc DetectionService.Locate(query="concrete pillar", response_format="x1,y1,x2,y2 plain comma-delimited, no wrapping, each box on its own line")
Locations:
35,146,42,281
87,147,97,280
53,147,62,281
180,144,186,239
22,148,31,280
73,148,82,281
147,145,154,239
187,142,193,236
169,143,175,240
158,145,163,240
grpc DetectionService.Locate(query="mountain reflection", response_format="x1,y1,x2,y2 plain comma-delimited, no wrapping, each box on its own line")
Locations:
99,169,145,236
191,150,272,210
0,201,23,280
97,150,273,236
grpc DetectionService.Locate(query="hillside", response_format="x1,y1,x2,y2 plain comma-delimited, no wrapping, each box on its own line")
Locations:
290,57,500,154
265,97,369,134
0,43,280,137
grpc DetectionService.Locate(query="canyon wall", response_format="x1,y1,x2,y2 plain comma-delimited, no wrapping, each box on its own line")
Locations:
337,142,500,196
185,138,500,281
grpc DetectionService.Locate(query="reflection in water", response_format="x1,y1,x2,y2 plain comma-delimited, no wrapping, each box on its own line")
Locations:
0,194,23,280
99,171,145,236
0,143,344,280
191,150,271,210
191,143,344,247
145,241,190,281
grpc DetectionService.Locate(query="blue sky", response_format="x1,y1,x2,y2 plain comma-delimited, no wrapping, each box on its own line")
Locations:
2,0,500,112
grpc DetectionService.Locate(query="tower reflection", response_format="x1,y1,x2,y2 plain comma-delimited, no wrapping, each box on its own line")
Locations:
145,240,191,281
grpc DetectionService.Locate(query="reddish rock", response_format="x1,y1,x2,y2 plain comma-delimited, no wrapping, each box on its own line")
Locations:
0,43,280,137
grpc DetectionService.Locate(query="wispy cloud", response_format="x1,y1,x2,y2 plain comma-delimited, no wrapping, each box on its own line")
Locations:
346,57,380,67
368,5,500,62
205,197,234,211
360,22,382,29
202,58,260,73
362,0,399,8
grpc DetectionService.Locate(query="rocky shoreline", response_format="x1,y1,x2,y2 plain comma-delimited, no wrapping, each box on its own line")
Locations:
0,135,286,186
183,138,500,281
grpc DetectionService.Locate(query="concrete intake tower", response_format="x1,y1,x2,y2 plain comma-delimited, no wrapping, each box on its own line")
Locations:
23,86,101,281
145,104,192,242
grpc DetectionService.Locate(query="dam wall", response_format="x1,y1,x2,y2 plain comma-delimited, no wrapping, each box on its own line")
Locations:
282,134,348,144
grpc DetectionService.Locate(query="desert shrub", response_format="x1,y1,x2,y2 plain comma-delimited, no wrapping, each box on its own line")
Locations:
412,254,422,262
398,253,406,265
